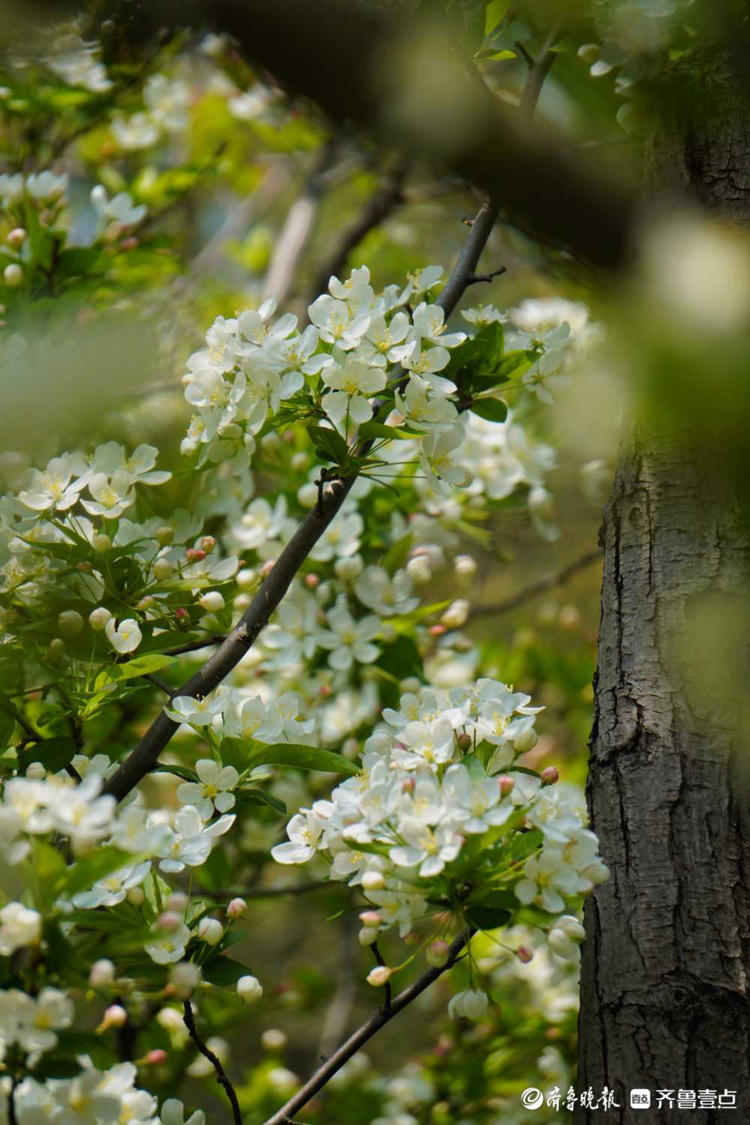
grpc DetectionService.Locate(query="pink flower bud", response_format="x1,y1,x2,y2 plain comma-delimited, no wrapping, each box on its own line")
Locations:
145,1049,167,1065
499,776,515,797
516,945,534,963
6,227,26,249
401,776,415,794
174,607,189,622
227,897,248,919
366,965,392,987
304,573,320,589
98,1004,127,1031
540,766,559,786
428,624,446,637
186,547,206,563
426,940,450,968
157,911,182,933
120,236,138,251
200,536,216,554
359,910,382,927
167,892,187,911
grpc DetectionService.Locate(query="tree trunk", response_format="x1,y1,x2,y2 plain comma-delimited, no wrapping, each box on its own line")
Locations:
577,58,750,1124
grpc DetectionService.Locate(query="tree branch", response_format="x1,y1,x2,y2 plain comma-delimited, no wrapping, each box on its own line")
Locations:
468,549,602,621
262,929,473,1125
183,999,242,1125
103,186,499,804
309,157,408,302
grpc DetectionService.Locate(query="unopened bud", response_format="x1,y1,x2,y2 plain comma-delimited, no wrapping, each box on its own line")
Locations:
261,1028,287,1051
428,624,446,637
236,567,256,589
441,599,469,629
200,536,216,554
358,926,378,946
93,533,112,553
157,911,183,933
366,965,393,987
304,573,319,589
199,590,224,613
516,945,534,963
513,729,538,754
499,776,515,797
166,892,188,911
540,766,559,787
98,1004,127,1032
25,762,46,780
401,776,415,794
48,638,65,661
155,526,173,545
457,733,472,752
89,606,112,631
227,897,247,920
361,870,385,892
359,910,382,927
144,1049,167,1065
237,974,263,1003
127,886,145,906
334,554,364,580
6,227,26,249
426,940,450,968
198,918,224,945
89,959,116,987
58,609,84,637
186,547,206,563
406,555,432,585
454,554,477,584
153,557,174,580
169,961,201,999
3,263,23,287
174,607,189,622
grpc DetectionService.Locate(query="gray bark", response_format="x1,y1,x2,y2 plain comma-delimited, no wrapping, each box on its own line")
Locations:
577,55,750,1124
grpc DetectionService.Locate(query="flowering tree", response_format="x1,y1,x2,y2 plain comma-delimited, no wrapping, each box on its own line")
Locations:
0,1,748,1122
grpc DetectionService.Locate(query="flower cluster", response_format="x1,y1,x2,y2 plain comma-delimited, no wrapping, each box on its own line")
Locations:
272,679,607,944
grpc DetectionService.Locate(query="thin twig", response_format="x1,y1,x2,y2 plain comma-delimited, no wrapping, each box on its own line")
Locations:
465,266,507,287
262,929,473,1125
7,1079,17,1125
437,198,500,318
309,157,408,301
163,633,227,657
183,1000,242,1125
518,22,563,119
371,942,392,1010
467,549,602,621
143,674,175,697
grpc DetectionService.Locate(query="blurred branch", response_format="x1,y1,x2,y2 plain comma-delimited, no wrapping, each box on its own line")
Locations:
163,633,227,656
519,20,564,118
71,0,636,269
309,157,408,301
209,881,331,899
468,549,602,621
262,137,340,305
262,928,473,1125
182,999,242,1125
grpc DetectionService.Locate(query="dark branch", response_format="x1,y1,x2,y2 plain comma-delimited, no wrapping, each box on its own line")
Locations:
262,929,473,1125
468,549,602,621
465,266,507,287
183,999,242,1125
163,633,227,657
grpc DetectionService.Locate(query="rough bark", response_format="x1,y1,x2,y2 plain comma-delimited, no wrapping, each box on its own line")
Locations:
577,56,750,1123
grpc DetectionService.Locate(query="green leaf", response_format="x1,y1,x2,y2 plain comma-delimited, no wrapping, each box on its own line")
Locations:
66,845,133,896
237,787,287,814
470,397,508,423
94,653,175,689
247,742,358,776
485,0,511,35
202,956,251,987
0,707,15,746
375,636,422,682
22,736,76,773
307,424,349,464
466,904,512,930
358,421,415,443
